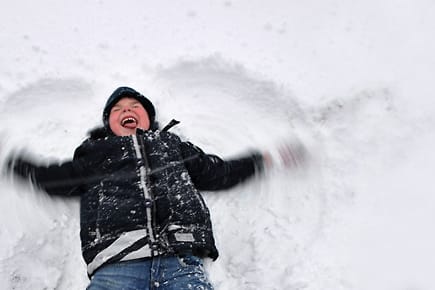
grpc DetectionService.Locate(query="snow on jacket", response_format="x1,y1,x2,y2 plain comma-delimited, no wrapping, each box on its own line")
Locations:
8,126,263,276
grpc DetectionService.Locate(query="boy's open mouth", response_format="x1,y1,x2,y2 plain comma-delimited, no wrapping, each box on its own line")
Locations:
121,117,138,129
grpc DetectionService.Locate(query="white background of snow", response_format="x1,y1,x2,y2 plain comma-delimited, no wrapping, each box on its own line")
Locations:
1,0,434,289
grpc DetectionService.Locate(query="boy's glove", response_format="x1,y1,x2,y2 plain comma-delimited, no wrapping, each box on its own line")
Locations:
0,138,8,176
0,139,33,180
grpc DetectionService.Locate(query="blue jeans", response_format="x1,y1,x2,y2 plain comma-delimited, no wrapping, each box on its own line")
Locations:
86,255,214,290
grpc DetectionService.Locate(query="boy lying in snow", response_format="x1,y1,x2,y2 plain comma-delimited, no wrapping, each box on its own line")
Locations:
5,87,302,289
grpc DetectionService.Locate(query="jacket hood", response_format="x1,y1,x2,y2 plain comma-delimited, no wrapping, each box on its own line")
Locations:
102,87,157,131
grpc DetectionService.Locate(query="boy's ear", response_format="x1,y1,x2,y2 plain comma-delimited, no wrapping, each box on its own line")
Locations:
88,127,111,140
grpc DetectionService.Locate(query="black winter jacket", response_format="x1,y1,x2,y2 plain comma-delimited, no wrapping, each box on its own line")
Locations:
9,127,263,276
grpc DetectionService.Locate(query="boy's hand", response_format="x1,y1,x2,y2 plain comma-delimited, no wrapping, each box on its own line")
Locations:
263,141,308,170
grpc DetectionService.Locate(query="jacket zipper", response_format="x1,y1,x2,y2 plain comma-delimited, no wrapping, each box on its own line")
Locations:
131,134,157,250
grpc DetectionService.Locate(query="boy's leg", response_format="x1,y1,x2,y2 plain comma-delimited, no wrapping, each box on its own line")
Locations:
151,255,214,290
86,259,151,290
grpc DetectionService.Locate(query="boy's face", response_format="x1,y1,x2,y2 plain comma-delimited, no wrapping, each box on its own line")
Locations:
109,97,151,136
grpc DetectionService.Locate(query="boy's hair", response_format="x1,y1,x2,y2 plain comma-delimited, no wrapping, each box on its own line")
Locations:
103,87,156,129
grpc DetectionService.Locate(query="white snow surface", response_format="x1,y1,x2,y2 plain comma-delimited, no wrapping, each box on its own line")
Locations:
1,1,435,289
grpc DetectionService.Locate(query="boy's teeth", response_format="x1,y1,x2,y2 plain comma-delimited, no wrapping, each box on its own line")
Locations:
121,117,137,126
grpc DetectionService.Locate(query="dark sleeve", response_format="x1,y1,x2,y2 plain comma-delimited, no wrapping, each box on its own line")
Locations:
180,141,264,191
6,152,84,197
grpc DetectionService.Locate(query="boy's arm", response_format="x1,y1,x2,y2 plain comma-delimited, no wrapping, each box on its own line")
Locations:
6,154,83,197
180,141,264,191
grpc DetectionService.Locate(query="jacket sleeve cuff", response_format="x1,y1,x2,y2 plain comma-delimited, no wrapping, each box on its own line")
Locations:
250,152,265,174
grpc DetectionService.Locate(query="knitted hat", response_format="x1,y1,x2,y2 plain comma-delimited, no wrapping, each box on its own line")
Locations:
103,87,156,129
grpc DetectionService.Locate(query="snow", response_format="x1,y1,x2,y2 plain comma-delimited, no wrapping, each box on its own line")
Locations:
1,0,435,289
